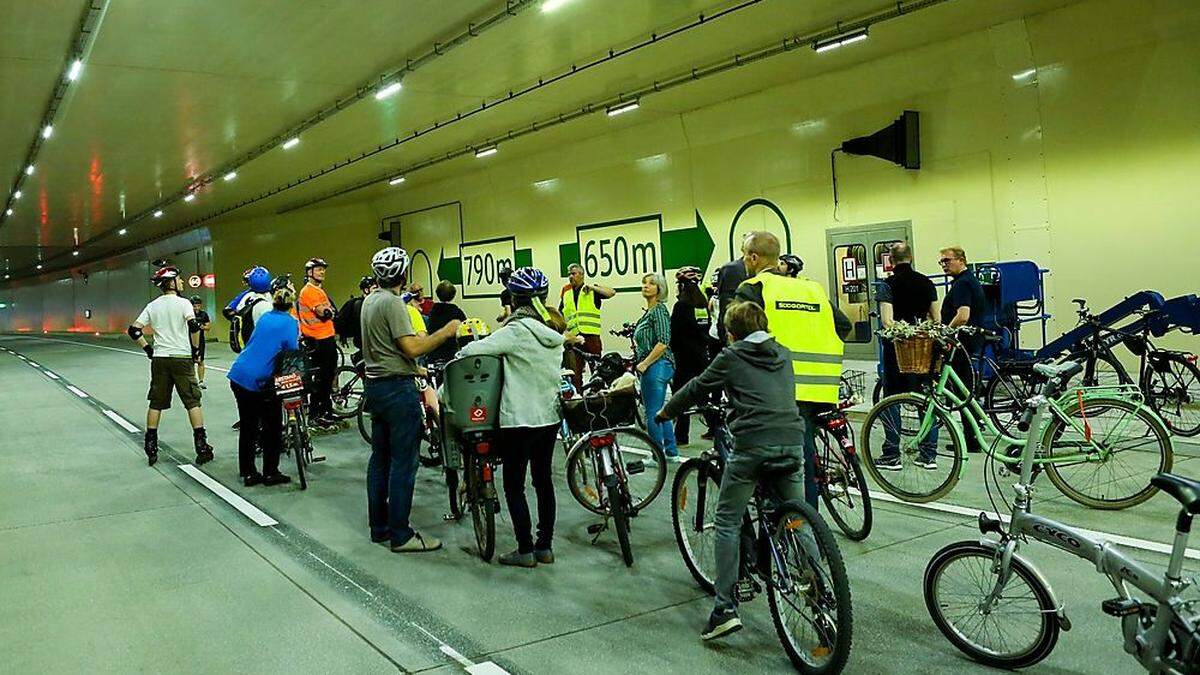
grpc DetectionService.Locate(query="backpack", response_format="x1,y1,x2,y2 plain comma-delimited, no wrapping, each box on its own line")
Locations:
334,296,362,343
228,296,264,353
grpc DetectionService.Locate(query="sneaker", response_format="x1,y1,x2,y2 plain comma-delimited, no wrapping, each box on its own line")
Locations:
144,437,159,466
874,457,902,471
195,444,214,465
914,458,938,470
243,473,263,487
391,532,442,553
534,548,555,564
262,473,292,486
231,420,241,430
499,550,537,568
199,381,207,390
701,608,743,641
667,454,685,464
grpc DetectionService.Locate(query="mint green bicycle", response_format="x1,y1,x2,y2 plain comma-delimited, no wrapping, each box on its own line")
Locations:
861,328,1173,510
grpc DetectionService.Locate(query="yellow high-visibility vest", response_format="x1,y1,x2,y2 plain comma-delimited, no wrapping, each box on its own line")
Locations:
740,272,844,403
561,285,602,336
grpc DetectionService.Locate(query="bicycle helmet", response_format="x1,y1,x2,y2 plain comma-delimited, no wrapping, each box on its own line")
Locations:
371,247,409,285
456,317,491,339
779,253,804,277
358,275,377,292
151,266,180,288
241,267,255,284
246,266,271,293
270,274,296,306
506,267,549,297
498,264,513,284
189,295,202,304
675,266,702,285
304,257,328,272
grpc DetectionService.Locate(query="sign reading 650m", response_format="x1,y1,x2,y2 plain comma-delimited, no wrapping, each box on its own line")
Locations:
577,215,661,291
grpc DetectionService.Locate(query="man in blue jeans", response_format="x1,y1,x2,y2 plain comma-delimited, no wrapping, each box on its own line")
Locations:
361,247,460,553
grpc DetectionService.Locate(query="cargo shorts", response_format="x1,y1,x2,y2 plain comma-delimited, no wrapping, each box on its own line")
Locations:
148,356,202,410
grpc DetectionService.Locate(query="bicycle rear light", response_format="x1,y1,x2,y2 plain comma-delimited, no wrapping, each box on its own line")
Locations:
589,434,615,449
476,441,491,454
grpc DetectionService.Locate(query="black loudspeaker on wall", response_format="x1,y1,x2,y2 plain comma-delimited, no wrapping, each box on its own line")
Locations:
841,110,920,170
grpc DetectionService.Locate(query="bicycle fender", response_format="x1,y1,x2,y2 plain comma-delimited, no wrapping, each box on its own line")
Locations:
973,538,1072,631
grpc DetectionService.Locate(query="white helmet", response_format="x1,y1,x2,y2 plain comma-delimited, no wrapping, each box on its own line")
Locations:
371,247,410,285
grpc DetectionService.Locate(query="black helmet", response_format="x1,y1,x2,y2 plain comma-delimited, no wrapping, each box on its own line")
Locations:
189,295,202,304
359,275,377,291
779,254,804,277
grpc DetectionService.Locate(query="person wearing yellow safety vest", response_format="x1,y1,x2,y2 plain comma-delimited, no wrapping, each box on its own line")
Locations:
670,266,713,446
558,262,615,391
733,232,852,509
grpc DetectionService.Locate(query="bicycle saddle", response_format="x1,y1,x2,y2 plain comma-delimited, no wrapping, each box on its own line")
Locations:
1151,473,1200,515
1033,361,1083,380
757,456,802,479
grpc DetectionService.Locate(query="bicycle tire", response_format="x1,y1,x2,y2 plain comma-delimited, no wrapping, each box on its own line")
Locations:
924,541,1059,669
1141,352,1200,437
289,413,307,491
566,427,666,515
766,500,853,674
329,366,363,419
357,405,371,445
983,368,1042,432
467,456,495,561
1041,395,1172,510
606,474,634,567
671,457,721,593
860,393,963,503
871,379,883,405
816,429,872,541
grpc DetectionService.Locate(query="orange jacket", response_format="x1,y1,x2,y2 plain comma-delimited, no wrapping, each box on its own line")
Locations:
298,283,335,339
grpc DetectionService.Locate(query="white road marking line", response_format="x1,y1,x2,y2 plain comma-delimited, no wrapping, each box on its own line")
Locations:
23,335,229,371
438,644,475,668
27,361,40,367
43,371,59,379
177,464,278,527
102,409,140,433
466,662,511,674
865,488,1200,560
306,552,375,597
66,385,89,398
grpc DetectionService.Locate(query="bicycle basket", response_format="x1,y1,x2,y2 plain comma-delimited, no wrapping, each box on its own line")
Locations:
562,389,640,434
595,352,628,384
839,370,867,403
894,335,936,374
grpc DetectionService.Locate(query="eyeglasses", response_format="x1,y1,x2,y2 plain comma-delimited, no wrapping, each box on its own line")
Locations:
937,257,955,265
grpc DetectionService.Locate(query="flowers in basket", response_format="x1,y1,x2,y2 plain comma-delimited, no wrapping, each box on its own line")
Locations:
878,320,957,344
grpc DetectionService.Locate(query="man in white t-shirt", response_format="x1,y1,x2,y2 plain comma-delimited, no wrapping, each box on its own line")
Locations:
128,266,213,466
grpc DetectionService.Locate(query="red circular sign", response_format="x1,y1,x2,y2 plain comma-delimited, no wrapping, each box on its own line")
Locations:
187,275,202,288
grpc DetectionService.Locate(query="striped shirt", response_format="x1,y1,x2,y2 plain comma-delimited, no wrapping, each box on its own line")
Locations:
633,303,673,364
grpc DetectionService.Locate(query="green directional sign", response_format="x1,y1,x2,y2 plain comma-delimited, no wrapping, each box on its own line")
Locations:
558,211,715,289
439,236,532,299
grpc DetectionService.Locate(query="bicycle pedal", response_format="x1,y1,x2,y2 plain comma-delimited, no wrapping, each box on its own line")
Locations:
311,454,326,463
625,460,645,475
586,522,606,535
734,579,758,603
1101,598,1141,617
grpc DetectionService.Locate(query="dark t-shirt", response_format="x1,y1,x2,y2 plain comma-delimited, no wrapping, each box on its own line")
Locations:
883,263,937,325
670,301,709,373
941,269,987,327
426,302,467,364
714,259,748,342
195,310,211,326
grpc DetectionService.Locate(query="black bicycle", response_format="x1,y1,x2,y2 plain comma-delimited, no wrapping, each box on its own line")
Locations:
672,408,853,673
274,372,324,490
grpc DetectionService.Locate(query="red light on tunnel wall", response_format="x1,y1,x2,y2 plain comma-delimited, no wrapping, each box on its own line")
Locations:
203,274,216,289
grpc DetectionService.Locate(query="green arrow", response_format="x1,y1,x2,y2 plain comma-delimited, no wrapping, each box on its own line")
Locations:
515,248,533,268
558,242,580,277
661,211,715,270
437,249,462,285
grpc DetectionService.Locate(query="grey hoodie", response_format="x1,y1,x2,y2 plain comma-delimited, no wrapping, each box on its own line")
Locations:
455,315,565,429
661,331,805,450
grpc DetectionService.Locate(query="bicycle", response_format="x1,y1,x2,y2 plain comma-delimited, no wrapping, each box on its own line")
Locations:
861,326,1173,509
811,373,873,541
561,388,666,567
330,356,365,420
441,354,503,562
274,372,325,490
356,363,446,470
671,406,854,672
923,360,1200,672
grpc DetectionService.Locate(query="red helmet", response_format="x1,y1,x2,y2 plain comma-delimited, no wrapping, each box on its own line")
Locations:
152,266,180,287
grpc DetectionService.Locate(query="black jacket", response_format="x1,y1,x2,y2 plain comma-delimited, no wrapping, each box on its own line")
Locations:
662,331,805,450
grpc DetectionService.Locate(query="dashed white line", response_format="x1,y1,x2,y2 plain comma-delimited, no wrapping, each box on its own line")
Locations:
306,552,375,598
102,409,140,433
43,370,59,380
22,335,229,372
66,385,89,398
466,662,511,675
26,361,40,367
177,464,279,527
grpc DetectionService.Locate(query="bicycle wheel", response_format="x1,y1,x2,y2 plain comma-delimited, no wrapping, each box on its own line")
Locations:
329,366,363,419
871,379,883,404
357,405,371,445
418,413,443,468
984,368,1042,432
671,457,721,593
288,413,307,490
766,500,853,674
1041,395,1172,509
1142,353,1200,437
466,456,495,561
606,474,634,567
566,427,666,515
860,394,963,503
924,541,1059,669
816,429,872,541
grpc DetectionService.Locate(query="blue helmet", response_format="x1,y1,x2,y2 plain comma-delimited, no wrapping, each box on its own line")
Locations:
507,267,549,297
247,266,271,293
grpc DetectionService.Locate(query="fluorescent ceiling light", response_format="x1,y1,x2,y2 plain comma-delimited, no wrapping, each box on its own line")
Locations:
388,175,406,186
25,165,34,175
13,191,21,200
42,125,53,139
183,194,195,202
36,264,43,270
606,100,640,117
223,171,237,181
813,28,869,53
153,210,164,217
475,146,498,158
118,228,127,235
542,0,571,12
1012,68,1037,80
282,137,300,150
4,209,11,216
375,81,402,100
67,59,82,81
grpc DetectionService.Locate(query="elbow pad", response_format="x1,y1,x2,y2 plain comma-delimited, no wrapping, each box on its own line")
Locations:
187,318,202,334
127,325,143,341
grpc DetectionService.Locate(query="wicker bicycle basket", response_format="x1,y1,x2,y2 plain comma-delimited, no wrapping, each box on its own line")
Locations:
894,334,936,375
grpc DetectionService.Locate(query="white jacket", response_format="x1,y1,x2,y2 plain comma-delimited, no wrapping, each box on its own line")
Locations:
455,317,565,429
